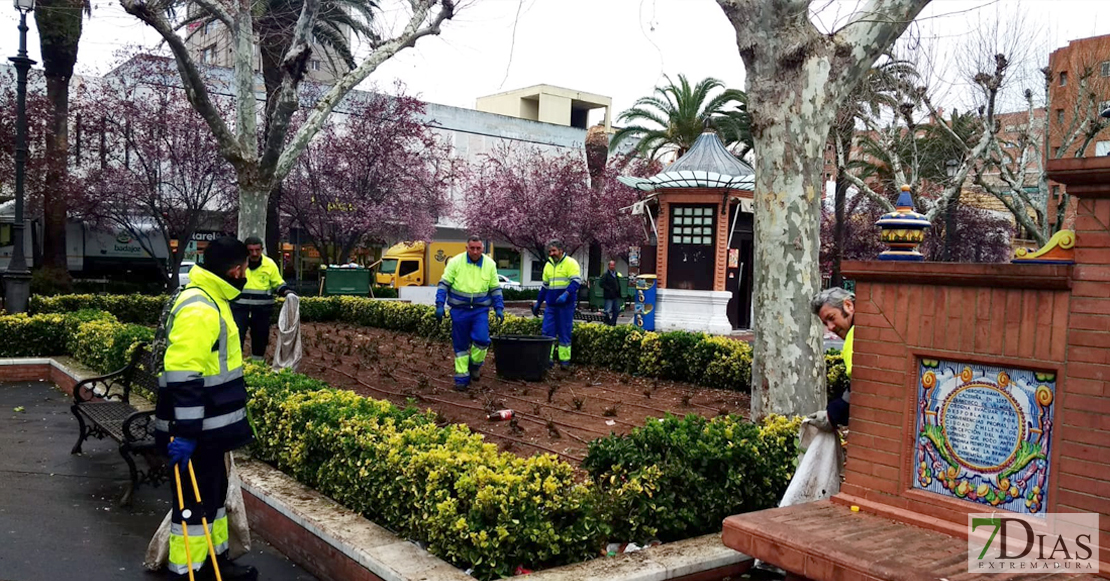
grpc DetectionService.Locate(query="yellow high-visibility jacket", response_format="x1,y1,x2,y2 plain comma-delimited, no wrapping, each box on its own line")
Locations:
234,255,288,307
155,265,253,452
436,252,504,310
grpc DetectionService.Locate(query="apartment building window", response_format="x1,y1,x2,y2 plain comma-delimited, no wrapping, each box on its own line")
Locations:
1102,62,1110,77
201,45,217,65
204,21,217,35
309,59,321,71
1097,141,1110,157
1059,71,1068,86
1056,109,1065,125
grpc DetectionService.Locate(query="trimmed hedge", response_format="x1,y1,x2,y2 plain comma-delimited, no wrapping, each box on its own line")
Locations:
0,309,800,579
29,294,849,394
0,310,154,372
583,413,800,543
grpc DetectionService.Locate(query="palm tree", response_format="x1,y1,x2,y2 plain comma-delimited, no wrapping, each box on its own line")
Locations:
185,0,378,259
828,58,917,285
610,74,751,161
35,0,90,280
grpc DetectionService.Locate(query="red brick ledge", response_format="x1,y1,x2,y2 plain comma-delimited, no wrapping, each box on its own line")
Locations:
842,261,1073,290
10,357,753,581
723,500,1105,581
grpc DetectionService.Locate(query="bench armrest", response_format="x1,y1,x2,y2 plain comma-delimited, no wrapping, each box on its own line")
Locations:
73,368,133,405
122,409,158,446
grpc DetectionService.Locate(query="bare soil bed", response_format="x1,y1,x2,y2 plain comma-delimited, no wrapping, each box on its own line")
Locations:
262,322,750,464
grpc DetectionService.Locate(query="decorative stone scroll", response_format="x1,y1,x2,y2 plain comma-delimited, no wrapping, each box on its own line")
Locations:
913,359,1055,517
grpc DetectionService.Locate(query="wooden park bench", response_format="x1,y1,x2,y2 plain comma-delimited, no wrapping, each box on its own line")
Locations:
70,343,167,505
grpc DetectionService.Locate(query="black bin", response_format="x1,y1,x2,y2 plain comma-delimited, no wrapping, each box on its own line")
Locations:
492,335,556,381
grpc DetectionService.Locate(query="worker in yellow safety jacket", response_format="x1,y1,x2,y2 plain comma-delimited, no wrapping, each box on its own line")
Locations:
436,236,505,390
231,236,293,362
531,239,582,368
156,236,258,580
812,287,854,428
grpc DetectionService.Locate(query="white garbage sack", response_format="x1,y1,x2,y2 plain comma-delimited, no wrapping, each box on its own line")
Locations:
272,293,302,372
778,410,845,507
143,453,253,571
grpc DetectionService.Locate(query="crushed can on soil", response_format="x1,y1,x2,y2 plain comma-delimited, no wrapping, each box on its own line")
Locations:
488,409,514,421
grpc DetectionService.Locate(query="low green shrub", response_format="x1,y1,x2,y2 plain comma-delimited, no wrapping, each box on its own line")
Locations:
502,288,541,301
0,310,152,373
30,293,168,324
28,293,848,393
582,413,800,542
6,311,805,579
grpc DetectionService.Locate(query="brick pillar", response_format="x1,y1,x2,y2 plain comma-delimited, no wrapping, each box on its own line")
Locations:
1061,196,1110,553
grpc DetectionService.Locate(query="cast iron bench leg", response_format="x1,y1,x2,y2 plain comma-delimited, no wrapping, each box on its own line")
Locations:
118,443,139,507
70,406,88,455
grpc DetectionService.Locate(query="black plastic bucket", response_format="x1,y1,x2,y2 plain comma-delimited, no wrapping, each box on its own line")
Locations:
492,334,556,381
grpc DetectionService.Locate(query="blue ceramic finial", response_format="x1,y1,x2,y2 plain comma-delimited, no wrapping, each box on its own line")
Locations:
876,185,931,261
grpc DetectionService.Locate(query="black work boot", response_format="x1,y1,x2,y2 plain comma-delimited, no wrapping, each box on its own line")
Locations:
469,365,482,382
215,554,259,581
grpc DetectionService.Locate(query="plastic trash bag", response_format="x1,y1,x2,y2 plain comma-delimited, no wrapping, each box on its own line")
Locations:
272,294,302,372
143,454,252,571
778,410,845,508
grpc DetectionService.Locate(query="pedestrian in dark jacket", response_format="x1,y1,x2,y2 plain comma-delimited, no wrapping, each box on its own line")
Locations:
599,260,622,326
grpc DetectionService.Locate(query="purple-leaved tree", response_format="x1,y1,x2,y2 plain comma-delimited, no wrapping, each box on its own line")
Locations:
463,144,650,264
282,92,459,265
78,75,236,288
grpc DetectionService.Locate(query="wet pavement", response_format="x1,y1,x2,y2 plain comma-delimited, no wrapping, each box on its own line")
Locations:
0,381,315,581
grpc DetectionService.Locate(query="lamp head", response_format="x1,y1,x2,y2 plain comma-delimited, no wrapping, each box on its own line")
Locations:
1101,106,1110,119
13,0,34,12
945,159,959,179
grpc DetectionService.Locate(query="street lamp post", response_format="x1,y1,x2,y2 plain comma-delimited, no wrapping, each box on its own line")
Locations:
6,0,36,313
944,158,960,262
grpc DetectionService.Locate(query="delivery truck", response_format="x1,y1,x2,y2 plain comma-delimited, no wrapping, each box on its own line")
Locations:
374,241,467,288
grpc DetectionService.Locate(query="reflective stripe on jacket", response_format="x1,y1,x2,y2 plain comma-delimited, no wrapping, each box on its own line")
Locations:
435,252,504,310
155,265,253,453
234,255,286,307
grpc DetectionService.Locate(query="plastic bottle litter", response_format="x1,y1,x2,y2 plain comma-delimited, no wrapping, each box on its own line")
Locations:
487,409,514,421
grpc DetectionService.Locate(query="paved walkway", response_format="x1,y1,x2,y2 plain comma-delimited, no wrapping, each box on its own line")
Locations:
0,381,315,581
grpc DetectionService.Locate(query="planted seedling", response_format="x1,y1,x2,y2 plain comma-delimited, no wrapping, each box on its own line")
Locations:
642,389,652,399
681,392,693,407
603,406,619,417
572,397,585,411
546,420,561,439
547,384,558,403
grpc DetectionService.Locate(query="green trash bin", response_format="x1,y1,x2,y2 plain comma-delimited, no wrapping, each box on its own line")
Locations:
588,276,604,309
589,274,631,312
321,266,371,296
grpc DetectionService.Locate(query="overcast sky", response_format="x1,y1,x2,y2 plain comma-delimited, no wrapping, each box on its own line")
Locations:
2,0,1109,119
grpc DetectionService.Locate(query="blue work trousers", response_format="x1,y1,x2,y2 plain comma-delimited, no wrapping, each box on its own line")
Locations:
542,303,574,366
450,307,490,386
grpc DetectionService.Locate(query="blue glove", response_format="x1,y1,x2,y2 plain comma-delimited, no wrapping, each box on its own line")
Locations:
554,292,569,305
531,302,541,317
168,437,196,466
495,308,504,323
435,305,445,322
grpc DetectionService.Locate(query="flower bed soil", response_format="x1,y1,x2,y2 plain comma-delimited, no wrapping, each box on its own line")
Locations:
264,322,750,464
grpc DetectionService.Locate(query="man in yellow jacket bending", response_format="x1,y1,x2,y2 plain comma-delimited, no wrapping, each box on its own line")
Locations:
157,236,258,580
231,237,292,362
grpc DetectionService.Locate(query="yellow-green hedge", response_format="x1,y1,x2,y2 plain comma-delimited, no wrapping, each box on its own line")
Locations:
29,294,849,394
6,310,800,579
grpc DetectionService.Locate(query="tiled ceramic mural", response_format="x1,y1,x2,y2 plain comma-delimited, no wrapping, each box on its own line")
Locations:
913,359,1055,517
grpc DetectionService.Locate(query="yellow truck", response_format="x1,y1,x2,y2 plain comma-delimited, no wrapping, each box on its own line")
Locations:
375,241,467,288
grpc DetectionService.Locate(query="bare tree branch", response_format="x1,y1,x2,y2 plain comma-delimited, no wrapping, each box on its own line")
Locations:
274,0,455,182
119,0,244,166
